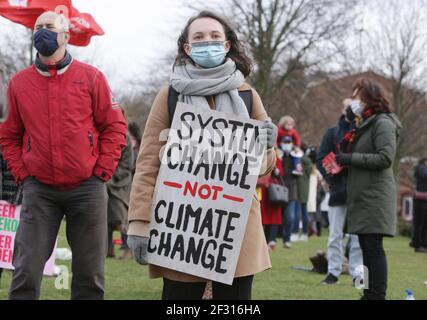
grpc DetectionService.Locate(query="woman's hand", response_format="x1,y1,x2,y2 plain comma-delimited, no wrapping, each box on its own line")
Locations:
127,235,150,265
259,118,278,149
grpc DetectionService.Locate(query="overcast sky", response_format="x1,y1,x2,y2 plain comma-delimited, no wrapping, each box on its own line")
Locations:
70,0,199,92
1,0,425,95
0,0,215,92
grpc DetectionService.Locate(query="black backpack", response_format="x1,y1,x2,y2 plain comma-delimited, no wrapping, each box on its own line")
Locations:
167,85,253,126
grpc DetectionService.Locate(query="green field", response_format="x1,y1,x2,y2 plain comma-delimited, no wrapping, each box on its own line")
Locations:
1,224,426,300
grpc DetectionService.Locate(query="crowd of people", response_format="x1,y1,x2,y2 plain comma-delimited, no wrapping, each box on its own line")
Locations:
257,79,404,300
0,8,424,301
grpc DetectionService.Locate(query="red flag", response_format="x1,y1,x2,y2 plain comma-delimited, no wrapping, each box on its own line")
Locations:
0,0,71,28
0,0,104,46
68,6,104,46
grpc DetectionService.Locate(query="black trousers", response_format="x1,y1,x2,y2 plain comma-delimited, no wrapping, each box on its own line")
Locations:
358,234,387,300
413,200,427,249
162,276,254,300
9,176,108,300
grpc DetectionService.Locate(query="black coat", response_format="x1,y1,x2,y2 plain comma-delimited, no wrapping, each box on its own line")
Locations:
415,163,427,192
316,115,350,207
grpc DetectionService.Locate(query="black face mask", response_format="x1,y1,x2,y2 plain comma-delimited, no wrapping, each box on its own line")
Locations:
345,105,356,122
33,29,59,57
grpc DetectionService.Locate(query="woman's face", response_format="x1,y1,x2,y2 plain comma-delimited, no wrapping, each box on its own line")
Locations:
184,17,231,56
352,89,366,109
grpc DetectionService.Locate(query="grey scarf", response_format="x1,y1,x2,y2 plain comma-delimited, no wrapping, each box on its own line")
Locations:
170,58,249,118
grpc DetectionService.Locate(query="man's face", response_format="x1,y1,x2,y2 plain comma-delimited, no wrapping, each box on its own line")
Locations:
34,13,70,49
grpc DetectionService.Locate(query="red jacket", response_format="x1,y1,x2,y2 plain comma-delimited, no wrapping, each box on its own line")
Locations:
260,157,284,225
0,60,127,187
277,127,301,147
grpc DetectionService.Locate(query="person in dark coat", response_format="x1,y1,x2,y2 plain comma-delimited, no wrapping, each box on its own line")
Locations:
316,111,363,285
412,158,427,253
335,78,402,300
280,136,299,248
107,132,134,258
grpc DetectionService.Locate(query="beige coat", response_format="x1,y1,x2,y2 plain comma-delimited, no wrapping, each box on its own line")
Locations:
128,83,276,282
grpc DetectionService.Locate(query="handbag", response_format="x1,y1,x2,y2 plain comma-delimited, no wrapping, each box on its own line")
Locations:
268,176,289,206
414,191,427,201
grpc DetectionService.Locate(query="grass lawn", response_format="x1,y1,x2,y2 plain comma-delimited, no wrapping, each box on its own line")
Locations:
0,223,426,300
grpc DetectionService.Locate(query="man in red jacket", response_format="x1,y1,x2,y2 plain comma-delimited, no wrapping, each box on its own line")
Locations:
0,11,127,300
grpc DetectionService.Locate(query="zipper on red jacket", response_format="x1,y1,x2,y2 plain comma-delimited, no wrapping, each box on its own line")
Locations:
26,136,31,152
88,132,94,147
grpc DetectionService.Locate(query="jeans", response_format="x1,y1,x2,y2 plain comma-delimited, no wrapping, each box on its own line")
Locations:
292,202,308,234
413,200,427,249
264,225,279,243
282,201,297,243
358,234,387,300
9,176,108,300
327,206,363,278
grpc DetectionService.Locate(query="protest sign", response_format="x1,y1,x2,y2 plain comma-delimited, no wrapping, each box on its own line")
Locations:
0,201,56,276
147,102,266,285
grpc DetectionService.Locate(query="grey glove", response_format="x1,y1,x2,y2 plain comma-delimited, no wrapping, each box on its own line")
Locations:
127,235,150,265
259,118,278,149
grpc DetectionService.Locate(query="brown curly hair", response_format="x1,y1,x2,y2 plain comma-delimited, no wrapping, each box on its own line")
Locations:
352,78,392,114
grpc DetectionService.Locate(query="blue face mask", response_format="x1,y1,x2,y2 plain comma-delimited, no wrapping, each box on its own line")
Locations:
189,41,227,68
281,143,293,153
33,29,59,57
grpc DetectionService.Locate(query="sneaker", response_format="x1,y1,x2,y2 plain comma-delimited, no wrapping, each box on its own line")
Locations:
352,277,364,288
290,233,299,242
299,234,308,242
321,273,339,285
268,241,277,251
415,247,427,253
283,242,292,249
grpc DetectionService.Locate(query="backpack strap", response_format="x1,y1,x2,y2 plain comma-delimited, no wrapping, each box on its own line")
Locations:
238,89,253,117
167,85,253,126
167,86,180,126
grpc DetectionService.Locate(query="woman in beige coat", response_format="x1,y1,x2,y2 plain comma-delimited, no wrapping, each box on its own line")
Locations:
127,11,278,300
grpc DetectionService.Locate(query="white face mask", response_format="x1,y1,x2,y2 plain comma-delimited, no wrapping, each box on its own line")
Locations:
281,143,293,153
350,100,363,116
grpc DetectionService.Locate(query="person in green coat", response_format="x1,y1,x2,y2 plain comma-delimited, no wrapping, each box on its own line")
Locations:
335,78,402,300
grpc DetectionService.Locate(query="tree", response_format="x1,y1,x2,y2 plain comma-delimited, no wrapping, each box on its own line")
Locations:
0,20,32,82
0,19,33,117
185,0,357,122
360,0,427,175
232,0,355,101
